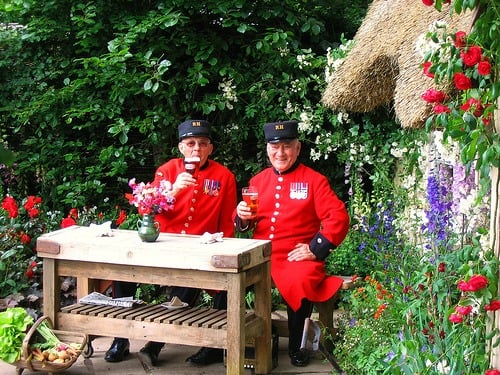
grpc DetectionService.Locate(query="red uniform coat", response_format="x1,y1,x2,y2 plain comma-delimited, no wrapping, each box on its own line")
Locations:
247,163,349,311
152,158,237,237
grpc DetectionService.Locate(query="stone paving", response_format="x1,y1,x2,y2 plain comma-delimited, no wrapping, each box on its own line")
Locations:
1,336,338,375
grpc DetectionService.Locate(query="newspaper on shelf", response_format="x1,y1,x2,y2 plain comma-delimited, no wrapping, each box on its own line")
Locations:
79,292,144,308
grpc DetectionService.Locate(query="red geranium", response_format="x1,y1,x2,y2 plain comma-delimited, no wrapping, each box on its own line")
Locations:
20,233,31,245
116,209,127,226
25,261,38,279
61,216,77,228
453,72,472,90
2,196,19,218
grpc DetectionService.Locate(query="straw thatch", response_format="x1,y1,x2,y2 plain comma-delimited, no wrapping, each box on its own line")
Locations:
321,0,475,128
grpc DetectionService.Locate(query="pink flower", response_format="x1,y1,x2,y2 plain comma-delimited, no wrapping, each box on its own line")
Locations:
485,300,500,311
460,45,482,67
477,60,491,76
453,72,472,90
449,313,463,323
454,31,467,48
422,88,447,103
127,178,176,215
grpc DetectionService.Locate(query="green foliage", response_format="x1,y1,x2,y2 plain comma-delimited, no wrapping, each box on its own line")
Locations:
0,0,369,211
421,0,499,194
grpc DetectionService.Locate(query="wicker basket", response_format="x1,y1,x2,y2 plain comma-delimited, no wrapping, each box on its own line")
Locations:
13,316,88,375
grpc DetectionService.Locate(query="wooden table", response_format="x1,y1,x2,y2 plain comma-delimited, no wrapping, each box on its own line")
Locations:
37,226,272,375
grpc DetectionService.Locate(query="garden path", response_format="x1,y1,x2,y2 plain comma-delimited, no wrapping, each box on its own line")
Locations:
0,336,335,375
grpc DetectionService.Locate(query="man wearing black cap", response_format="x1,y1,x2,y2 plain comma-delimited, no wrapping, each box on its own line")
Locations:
104,119,237,366
234,120,349,367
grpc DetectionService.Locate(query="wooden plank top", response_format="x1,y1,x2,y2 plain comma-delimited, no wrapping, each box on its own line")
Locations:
37,226,271,272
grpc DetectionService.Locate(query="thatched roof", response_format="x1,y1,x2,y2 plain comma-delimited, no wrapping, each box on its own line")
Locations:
321,0,475,128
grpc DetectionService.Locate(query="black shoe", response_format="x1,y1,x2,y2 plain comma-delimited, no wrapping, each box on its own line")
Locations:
186,347,223,365
104,338,130,363
139,341,164,366
290,349,309,367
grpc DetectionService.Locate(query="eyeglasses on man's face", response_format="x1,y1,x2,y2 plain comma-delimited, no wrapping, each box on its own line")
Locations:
181,139,211,148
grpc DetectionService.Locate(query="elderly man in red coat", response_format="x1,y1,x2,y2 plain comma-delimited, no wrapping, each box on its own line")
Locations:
235,120,349,367
105,119,237,367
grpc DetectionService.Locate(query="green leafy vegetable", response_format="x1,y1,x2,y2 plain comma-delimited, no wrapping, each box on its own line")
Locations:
0,308,34,363
31,320,61,350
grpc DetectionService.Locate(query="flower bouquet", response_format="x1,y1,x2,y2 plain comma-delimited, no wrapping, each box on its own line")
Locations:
125,178,175,242
125,178,175,215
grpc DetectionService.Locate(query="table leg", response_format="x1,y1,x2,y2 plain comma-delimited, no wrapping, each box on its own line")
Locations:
42,259,59,326
253,261,272,374
226,273,245,375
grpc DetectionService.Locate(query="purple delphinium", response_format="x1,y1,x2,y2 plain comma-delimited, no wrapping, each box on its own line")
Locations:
422,168,452,249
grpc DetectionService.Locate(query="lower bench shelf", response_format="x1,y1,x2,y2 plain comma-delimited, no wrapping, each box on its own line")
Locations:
57,303,262,350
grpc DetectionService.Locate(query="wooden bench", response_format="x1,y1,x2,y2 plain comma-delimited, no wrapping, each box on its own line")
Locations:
37,227,273,375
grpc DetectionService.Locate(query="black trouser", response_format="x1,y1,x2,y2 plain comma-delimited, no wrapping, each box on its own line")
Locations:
287,299,313,354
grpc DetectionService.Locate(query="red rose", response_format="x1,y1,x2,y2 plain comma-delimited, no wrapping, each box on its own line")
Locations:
485,300,500,311
2,196,19,218
448,313,463,323
61,216,77,228
20,233,31,245
455,305,473,315
434,104,451,114
422,0,434,6
459,274,489,292
460,98,483,117
477,60,491,76
460,45,482,67
468,274,489,291
485,370,500,375
422,62,434,78
453,72,472,90
454,31,467,48
422,88,447,103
